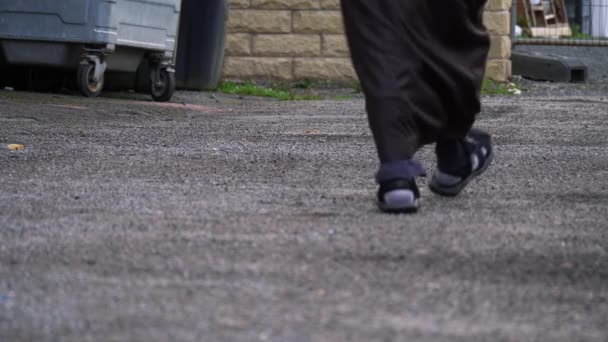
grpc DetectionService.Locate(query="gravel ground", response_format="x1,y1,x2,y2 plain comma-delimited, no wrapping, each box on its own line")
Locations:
1,84,607,342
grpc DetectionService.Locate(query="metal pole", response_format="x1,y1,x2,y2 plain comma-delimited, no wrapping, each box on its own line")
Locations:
511,0,517,41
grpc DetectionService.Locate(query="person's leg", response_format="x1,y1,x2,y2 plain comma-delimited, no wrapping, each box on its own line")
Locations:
341,0,491,212
427,0,494,197
341,0,436,213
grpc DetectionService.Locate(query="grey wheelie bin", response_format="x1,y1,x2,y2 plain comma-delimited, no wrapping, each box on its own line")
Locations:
0,0,181,101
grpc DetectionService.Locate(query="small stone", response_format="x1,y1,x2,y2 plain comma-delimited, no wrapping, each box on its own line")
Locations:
7,144,24,150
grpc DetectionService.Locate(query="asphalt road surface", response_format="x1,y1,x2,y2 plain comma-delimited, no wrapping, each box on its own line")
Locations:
1,87,607,341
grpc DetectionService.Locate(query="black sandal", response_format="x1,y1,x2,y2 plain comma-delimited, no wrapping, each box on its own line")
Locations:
429,129,493,197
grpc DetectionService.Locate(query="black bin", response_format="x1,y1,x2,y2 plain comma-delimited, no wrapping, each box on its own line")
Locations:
175,0,228,90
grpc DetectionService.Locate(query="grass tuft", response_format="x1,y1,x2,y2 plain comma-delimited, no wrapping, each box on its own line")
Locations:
218,81,320,101
481,79,522,96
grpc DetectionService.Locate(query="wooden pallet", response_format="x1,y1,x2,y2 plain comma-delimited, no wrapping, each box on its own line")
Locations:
530,24,572,37
517,0,572,37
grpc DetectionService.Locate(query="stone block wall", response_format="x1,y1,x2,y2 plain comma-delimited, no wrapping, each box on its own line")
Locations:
223,0,512,82
484,0,513,82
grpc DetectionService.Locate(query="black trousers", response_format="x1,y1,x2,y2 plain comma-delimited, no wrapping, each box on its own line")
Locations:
341,0,490,162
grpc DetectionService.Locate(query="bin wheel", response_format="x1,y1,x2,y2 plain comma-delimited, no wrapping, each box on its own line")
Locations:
150,68,175,102
77,63,104,98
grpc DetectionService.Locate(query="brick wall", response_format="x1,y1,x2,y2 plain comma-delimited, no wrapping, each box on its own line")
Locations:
223,0,512,82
